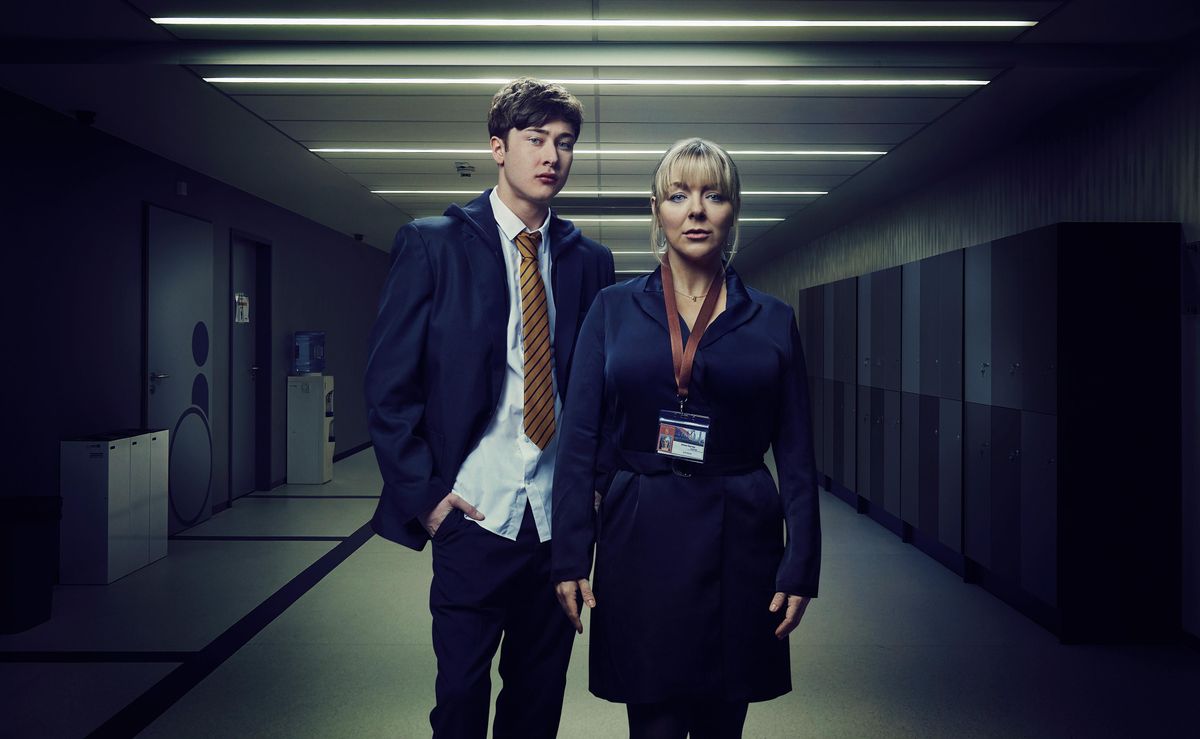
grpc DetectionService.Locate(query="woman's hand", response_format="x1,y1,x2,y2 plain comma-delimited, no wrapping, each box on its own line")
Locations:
555,579,596,634
769,592,810,640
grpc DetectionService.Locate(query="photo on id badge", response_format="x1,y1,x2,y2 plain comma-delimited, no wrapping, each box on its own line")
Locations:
656,410,710,462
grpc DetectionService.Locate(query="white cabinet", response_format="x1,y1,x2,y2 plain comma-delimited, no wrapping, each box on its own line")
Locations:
287,375,334,484
59,429,168,584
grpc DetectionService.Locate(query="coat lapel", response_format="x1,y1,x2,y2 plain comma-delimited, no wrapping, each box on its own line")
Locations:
633,265,760,348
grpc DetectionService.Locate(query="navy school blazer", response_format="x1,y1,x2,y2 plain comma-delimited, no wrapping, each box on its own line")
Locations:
365,189,616,550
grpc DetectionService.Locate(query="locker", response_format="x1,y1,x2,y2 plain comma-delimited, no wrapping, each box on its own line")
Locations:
822,286,835,381
918,260,940,397
900,392,920,524
856,385,873,500
1022,236,1058,414
901,262,921,395
857,276,873,387
990,240,1024,409
883,391,903,517
1020,411,1058,607
807,285,825,383
841,381,857,490
870,388,886,504
938,399,964,552
989,406,1022,581
835,278,858,385
918,394,940,535
809,376,825,478
936,251,964,401
964,243,992,405
879,267,903,392
963,402,992,566
822,379,838,480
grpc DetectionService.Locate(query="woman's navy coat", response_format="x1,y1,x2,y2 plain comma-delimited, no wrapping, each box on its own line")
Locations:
552,266,821,704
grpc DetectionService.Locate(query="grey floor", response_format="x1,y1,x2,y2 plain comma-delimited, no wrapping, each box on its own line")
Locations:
2,449,1196,738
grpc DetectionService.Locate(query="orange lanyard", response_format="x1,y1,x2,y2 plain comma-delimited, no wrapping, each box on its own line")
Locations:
660,258,724,407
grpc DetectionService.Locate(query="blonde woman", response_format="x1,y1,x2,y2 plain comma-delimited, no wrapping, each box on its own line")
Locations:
552,138,821,738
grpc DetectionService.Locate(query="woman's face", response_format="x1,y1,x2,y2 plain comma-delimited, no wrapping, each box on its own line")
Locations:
654,176,735,265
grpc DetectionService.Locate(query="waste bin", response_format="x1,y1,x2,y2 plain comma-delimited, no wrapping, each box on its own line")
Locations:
0,496,62,634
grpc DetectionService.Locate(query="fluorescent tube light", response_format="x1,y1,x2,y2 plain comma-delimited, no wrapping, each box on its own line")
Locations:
156,18,1036,29
374,190,825,196
561,217,784,223
313,147,887,156
208,76,988,86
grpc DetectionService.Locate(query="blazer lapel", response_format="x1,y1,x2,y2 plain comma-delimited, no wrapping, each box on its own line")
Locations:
700,268,760,348
550,225,582,391
457,190,511,403
632,266,670,332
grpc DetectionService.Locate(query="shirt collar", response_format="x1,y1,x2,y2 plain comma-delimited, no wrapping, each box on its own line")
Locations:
490,188,551,249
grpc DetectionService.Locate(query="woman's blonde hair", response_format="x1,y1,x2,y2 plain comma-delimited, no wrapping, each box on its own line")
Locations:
649,138,742,263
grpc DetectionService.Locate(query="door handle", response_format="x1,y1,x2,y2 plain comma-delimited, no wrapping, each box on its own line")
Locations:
150,372,170,380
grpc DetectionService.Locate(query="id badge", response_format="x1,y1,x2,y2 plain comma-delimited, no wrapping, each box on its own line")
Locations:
656,410,711,463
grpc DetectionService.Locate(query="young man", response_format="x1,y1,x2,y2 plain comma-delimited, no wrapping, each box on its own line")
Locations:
365,78,615,738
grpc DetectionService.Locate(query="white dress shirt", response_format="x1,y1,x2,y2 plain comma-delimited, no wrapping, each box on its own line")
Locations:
450,189,560,541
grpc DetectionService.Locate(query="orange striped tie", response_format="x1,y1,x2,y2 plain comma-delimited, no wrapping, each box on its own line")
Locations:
515,230,555,449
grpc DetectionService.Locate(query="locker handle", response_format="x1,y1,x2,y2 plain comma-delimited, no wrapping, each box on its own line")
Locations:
1008,449,1021,462
1009,362,1021,375
979,362,990,377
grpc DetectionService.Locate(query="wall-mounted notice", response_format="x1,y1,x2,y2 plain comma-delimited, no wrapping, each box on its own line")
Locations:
234,293,250,324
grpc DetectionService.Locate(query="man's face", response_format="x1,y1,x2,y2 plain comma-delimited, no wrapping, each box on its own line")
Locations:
491,119,576,209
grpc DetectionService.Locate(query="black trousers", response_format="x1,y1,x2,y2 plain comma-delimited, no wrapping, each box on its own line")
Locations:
429,503,575,739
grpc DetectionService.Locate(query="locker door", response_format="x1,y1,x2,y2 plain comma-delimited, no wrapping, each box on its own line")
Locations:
823,286,835,381
919,258,940,396
822,379,838,482
900,392,920,524
880,267,903,392
1020,411,1058,607
883,390,903,517
1022,236,1058,414
963,402,992,565
837,278,858,385
902,263,921,395
918,394,941,535
989,406,1022,581
796,288,810,365
809,376,825,478
807,286,825,382
870,388,886,502
991,239,1024,409
857,385,873,499
871,272,888,388
938,250,964,401
842,381,857,490
938,398,964,552
858,275,873,387
964,243,992,405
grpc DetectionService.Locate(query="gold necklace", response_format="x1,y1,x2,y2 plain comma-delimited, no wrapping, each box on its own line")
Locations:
674,287,706,303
